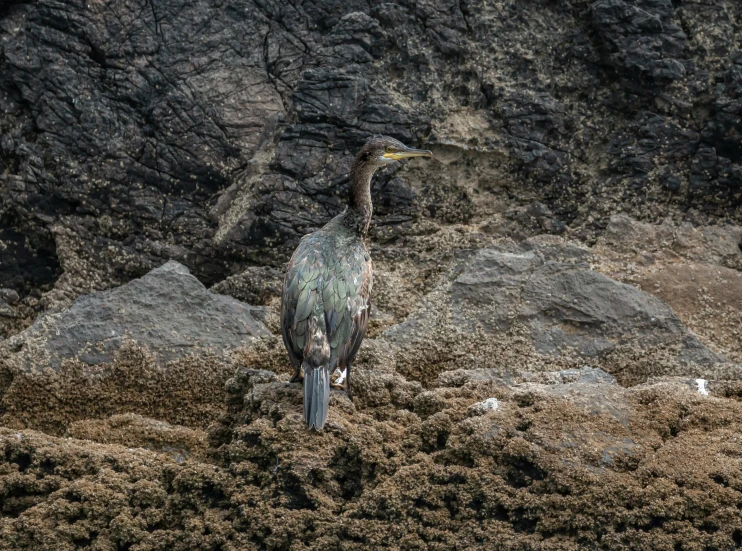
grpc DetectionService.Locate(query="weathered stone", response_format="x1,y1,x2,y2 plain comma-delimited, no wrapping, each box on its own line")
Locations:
2,261,269,372
591,0,688,80
383,240,739,385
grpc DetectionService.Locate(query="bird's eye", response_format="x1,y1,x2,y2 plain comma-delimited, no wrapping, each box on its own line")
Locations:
385,146,394,153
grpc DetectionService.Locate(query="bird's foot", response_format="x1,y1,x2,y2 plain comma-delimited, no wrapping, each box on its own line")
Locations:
331,368,353,401
333,368,347,386
343,368,353,402
289,373,304,384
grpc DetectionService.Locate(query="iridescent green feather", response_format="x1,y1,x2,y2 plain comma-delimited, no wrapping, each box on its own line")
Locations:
322,280,334,307
334,291,345,313
306,276,319,291
336,279,347,300
295,287,315,324
294,333,305,351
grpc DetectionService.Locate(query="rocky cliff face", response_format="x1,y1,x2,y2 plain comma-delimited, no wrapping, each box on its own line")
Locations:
1,0,742,549
1,0,741,313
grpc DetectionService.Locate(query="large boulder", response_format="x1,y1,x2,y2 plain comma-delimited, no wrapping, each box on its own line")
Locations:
3,260,268,371
382,238,741,385
0,261,269,432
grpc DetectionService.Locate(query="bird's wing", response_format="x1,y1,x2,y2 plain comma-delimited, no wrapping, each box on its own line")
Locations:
327,247,372,370
281,236,326,368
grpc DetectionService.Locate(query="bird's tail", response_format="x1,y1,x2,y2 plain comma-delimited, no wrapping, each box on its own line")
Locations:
303,364,330,431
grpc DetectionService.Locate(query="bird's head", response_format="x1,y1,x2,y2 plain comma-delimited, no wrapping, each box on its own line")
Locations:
356,135,433,168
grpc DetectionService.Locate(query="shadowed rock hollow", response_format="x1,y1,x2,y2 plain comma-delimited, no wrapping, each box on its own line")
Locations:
2,0,742,549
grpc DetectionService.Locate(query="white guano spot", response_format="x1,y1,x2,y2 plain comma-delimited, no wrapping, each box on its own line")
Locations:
479,398,499,410
696,379,709,396
470,397,500,415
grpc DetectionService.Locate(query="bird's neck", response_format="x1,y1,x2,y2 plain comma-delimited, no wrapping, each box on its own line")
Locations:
345,160,375,236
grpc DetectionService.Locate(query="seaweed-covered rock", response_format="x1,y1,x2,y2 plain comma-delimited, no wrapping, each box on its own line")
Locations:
5,365,742,549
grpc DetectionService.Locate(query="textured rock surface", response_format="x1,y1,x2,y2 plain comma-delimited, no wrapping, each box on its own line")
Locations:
2,0,742,315
2,0,742,548
0,261,269,433
592,0,688,80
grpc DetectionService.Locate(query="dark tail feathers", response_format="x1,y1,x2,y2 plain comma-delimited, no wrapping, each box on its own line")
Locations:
304,365,330,430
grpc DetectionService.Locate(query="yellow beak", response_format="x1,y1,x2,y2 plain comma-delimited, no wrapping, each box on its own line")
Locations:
382,147,433,160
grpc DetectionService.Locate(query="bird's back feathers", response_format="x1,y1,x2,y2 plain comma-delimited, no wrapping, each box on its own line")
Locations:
280,216,372,430
281,218,372,375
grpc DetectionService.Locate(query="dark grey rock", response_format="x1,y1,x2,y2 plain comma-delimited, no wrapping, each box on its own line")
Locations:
385,241,735,379
0,0,282,294
500,92,574,186
591,0,687,81
0,289,20,305
4,261,269,371
454,246,718,360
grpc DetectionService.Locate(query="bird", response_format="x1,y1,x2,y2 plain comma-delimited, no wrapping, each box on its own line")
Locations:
280,135,433,430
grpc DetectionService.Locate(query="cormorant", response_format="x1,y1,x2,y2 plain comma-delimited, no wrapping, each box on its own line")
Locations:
280,135,433,430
